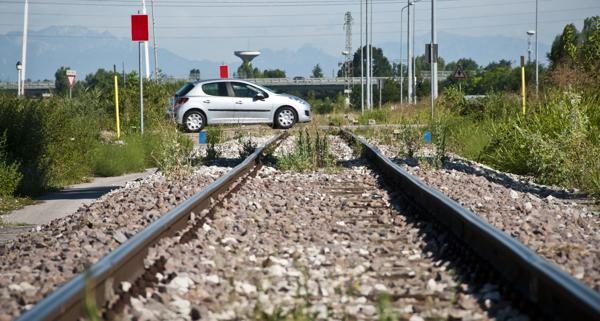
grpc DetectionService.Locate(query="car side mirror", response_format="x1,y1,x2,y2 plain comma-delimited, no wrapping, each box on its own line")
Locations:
254,93,265,101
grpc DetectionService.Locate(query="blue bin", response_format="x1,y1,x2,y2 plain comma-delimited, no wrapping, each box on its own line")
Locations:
423,130,432,143
199,131,207,144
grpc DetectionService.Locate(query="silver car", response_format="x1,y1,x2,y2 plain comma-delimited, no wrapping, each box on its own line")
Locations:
169,79,311,132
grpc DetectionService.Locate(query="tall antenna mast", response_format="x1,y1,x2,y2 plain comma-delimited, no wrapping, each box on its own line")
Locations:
150,0,159,80
343,11,353,107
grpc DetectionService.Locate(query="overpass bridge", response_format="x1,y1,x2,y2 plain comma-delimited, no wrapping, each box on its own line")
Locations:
0,71,453,96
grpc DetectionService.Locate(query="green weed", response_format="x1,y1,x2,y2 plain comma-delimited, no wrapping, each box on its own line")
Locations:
278,130,336,172
93,137,145,177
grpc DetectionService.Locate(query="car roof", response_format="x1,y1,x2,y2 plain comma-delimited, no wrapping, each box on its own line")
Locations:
193,79,272,93
194,79,253,84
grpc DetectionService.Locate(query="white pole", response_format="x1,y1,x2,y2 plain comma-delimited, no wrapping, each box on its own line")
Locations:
150,0,159,79
142,0,150,80
407,1,412,105
431,0,437,119
369,0,374,109
400,5,409,105
412,3,416,104
400,9,403,105
139,42,144,135
535,0,539,95
360,0,364,114
20,0,29,96
17,69,21,97
365,0,371,110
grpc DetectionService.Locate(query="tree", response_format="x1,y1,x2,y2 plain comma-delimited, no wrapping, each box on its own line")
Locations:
85,68,116,92
262,69,286,78
548,24,579,67
237,63,256,78
311,64,323,78
445,58,479,72
189,69,201,80
579,16,600,73
54,66,70,97
346,45,393,77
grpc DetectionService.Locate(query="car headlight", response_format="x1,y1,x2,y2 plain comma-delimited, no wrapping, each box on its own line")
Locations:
289,95,309,106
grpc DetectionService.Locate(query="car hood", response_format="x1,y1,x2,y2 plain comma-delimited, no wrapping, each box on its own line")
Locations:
277,93,309,105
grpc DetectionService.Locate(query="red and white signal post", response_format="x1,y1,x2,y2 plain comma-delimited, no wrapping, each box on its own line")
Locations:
131,14,149,134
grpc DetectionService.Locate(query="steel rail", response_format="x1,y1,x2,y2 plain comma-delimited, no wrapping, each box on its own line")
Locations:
341,129,600,321
16,132,286,321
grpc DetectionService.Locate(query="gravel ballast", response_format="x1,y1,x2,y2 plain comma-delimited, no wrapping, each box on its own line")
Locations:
118,136,528,320
0,136,275,320
369,138,600,291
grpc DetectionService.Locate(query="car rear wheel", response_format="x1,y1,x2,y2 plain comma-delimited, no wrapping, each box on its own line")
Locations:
275,107,296,129
183,110,206,132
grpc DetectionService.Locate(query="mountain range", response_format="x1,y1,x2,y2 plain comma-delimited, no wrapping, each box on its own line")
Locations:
0,26,550,82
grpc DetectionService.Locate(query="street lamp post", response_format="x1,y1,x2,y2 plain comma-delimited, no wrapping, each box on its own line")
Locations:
535,0,539,95
400,4,410,105
20,0,29,97
527,30,535,63
407,0,412,104
16,61,22,97
431,0,438,120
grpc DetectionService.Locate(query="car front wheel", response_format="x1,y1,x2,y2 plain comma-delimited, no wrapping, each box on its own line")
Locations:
183,110,206,132
275,107,296,129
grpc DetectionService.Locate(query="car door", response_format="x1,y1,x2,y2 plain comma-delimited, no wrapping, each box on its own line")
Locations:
229,82,273,123
200,82,235,123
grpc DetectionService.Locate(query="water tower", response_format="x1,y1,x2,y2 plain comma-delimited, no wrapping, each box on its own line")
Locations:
234,50,260,78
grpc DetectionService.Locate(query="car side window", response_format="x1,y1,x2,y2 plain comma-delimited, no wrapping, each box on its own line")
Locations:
232,82,263,98
202,82,229,97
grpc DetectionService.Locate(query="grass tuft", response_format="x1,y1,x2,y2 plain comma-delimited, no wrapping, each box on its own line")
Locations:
278,129,336,172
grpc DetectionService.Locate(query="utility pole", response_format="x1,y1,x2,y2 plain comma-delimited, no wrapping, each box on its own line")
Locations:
369,0,373,109
343,12,353,108
431,0,438,119
150,0,159,80
365,0,371,110
412,2,417,104
141,0,150,79
407,1,412,104
20,0,29,96
535,0,539,95
400,4,409,105
360,0,364,113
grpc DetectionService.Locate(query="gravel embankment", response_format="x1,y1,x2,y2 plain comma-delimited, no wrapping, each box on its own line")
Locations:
118,136,527,320
0,136,275,320
369,139,600,291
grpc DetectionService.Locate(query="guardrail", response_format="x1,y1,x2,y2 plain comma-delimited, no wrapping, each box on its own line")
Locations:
341,129,600,321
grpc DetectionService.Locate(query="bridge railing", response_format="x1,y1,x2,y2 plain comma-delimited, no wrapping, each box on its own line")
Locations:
0,81,55,90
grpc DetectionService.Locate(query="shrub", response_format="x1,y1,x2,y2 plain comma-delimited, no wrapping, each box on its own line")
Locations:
149,121,194,178
93,137,146,177
0,132,22,197
203,126,224,162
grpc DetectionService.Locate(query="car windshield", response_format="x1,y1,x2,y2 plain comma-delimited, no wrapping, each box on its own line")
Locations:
175,82,195,97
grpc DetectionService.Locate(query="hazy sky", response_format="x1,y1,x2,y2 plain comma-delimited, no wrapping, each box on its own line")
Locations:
1,0,599,62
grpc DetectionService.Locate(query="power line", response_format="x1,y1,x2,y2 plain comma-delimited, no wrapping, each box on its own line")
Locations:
1,5,597,20
2,17,590,40
1,6,597,31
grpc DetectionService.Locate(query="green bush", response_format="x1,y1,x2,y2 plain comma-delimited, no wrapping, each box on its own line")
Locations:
148,121,194,178
93,137,146,177
0,132,22,197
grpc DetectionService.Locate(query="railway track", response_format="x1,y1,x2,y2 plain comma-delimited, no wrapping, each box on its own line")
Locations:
5,130,600,320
